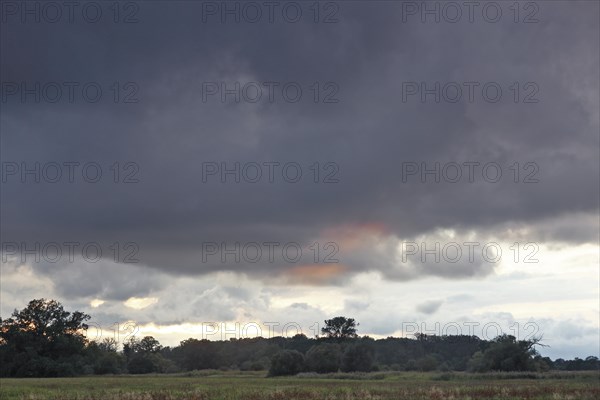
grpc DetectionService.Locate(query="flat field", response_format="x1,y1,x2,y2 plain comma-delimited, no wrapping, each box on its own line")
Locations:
1,371,599,400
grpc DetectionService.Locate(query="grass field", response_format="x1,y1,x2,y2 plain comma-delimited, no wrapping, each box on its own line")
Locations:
1,371,599,400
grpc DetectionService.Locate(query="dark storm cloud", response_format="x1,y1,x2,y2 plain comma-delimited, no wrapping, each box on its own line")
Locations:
1,1,598,288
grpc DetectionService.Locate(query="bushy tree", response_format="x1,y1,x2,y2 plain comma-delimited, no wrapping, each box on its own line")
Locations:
268,350,304,376
123,336,169,374
174,338,222,370
85,338,126,374
341,342,374,372
0,299,90,377
305,343,341,373
468,335,544,372
321,317,359,339
124,336,162,355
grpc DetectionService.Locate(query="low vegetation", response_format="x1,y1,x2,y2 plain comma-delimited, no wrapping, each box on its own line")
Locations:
1,370,599,400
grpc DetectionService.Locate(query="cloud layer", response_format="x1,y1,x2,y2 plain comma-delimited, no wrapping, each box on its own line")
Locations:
1,1,598,358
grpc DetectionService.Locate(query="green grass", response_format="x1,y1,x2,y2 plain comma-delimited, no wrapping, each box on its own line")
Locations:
1,371,599,400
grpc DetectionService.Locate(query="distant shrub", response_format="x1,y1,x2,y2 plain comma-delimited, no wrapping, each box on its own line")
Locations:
432,372,456,381
390,363,403,371
415,355,438,372
437,362,451,372
305,344,341,373
268,350,304,377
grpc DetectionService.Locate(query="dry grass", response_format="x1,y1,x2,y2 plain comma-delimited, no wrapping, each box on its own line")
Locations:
1,371,599,400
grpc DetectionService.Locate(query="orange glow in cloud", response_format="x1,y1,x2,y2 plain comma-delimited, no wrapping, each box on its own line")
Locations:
283,264,349,285
321,222,389,251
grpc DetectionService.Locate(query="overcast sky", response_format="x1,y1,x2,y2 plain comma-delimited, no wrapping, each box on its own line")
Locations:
1,0,598,359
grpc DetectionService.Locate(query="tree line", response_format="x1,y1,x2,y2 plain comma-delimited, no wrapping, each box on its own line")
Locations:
1,299,598,377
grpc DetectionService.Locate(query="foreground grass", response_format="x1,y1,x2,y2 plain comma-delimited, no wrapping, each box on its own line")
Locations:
1,370,599,400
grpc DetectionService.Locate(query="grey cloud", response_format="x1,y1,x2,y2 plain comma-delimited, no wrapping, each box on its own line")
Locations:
416,300,444,315
27,258,167,302
1,1,598,286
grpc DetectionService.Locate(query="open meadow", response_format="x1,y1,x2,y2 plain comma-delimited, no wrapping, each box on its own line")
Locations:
1,371,599,400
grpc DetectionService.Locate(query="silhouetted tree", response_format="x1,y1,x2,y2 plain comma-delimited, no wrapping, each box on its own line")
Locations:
321,317,358,339
0,299,90,377
123,336,169,374
4,299,599,376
